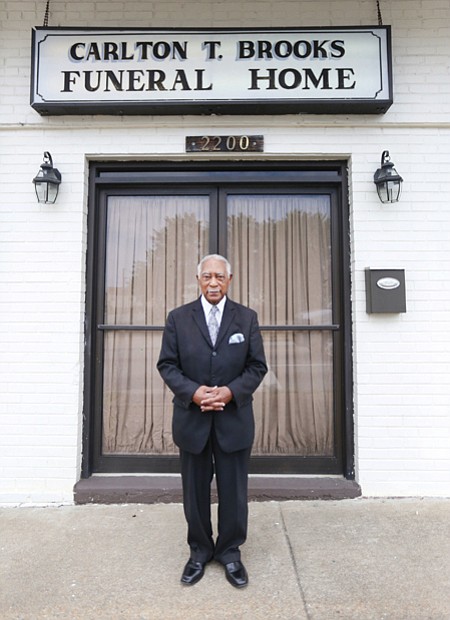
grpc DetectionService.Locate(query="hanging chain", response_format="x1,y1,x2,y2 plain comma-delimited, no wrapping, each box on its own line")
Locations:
41,0,383,29
376,0,383,26
43,0,50,27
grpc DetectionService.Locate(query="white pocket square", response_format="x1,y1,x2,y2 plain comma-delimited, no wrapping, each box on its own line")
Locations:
229,333,245,344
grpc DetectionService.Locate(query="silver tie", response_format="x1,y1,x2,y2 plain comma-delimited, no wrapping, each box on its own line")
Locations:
208,305,219,346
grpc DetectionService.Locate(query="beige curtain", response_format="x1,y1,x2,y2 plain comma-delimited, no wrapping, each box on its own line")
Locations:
102,192,334,457
227,194,334,455
102,195,209,455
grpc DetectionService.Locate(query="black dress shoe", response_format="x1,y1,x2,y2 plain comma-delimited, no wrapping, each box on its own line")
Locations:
224,561,248,588
180,558,206,585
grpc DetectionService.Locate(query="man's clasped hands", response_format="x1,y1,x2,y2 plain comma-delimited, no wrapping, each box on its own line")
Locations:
193,385,233,412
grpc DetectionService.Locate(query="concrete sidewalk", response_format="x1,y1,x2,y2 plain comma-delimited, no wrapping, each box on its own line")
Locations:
1,499,449,620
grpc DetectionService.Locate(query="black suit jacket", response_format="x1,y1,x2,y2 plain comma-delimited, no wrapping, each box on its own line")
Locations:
157,297,267,454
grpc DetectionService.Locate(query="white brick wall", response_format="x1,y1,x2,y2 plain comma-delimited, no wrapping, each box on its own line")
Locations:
1,1,449,502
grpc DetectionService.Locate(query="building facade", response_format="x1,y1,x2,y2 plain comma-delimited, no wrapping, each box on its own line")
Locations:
1,0,449,504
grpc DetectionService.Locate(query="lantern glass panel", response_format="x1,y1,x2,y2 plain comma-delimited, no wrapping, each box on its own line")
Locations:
34,180,59,204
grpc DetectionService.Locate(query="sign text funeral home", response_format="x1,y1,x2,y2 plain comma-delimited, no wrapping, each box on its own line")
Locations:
31,27,393,115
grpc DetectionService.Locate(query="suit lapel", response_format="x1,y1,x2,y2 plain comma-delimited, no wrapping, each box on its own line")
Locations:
215,299,236,348
192,297,213,346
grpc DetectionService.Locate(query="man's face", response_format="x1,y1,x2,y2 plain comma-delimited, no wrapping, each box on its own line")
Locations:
197,258,232,305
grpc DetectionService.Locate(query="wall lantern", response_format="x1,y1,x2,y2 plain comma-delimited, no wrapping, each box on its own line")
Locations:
373,150,403,204
32,152,62,204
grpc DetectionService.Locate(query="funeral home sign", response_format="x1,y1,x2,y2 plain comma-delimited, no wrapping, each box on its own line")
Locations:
31,27,393,115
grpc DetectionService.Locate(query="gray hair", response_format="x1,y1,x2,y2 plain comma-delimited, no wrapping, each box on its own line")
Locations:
197,254,232,277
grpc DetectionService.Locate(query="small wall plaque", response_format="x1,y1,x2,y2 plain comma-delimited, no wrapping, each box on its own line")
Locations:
365,268,406,313
186,135,264,153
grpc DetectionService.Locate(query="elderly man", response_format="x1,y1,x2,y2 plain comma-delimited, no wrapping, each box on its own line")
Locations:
157,254,267,588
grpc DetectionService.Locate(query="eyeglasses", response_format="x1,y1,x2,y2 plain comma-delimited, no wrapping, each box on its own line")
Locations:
200,272,227,283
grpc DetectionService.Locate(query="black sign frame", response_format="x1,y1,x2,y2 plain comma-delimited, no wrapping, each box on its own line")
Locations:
31,26,393,116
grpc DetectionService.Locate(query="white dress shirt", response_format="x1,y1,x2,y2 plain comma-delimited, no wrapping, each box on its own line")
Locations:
201,295,227,329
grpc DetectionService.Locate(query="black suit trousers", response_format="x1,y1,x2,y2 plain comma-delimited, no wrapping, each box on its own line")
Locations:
180,423,251,565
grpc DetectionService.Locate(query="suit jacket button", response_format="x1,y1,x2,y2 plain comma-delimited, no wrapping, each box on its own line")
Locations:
212,351,217,356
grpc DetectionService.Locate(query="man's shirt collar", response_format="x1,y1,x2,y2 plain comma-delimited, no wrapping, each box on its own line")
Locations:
201,295,227,322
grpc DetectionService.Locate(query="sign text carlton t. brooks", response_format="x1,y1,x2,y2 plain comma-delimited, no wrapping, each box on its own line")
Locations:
31,27,393,115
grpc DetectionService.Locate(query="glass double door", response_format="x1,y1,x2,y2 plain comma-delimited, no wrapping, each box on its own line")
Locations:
92,179,345,474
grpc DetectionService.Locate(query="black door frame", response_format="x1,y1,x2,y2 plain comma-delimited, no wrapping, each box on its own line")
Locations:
82,160,354,479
